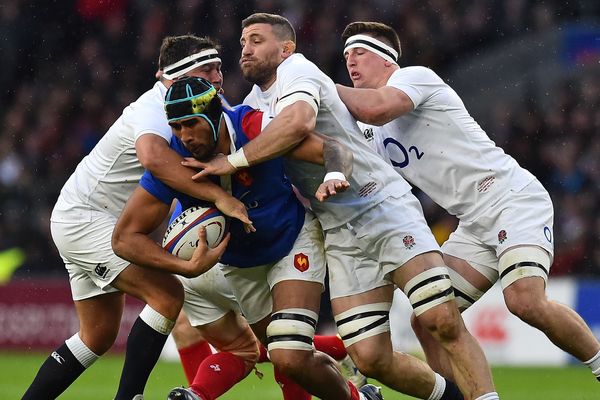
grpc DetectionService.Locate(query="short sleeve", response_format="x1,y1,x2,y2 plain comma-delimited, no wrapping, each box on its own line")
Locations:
275,57,321,115
387,67,442,110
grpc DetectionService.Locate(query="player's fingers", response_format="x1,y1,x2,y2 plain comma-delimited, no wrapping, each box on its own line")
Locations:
213,232,230,258
195,226,208,248
244,222,256,233
181,157,205,169
191,169,211,181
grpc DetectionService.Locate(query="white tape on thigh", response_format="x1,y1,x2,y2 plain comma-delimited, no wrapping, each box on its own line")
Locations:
266,308,318,352
403,267,455,316
498,246,550,289
446,268,485,312
334,302,391,347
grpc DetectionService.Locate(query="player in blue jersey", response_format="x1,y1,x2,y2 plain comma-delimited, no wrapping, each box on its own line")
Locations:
112,77,378,400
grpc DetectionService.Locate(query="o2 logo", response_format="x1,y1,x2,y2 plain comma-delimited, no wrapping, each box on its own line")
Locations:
383,137,424,168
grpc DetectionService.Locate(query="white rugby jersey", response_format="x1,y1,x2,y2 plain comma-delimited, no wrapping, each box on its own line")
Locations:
51,81,172,222
362,67,535,222
245,53,411,229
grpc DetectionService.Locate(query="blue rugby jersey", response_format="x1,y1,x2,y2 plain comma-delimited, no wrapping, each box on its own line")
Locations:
140,105,305,268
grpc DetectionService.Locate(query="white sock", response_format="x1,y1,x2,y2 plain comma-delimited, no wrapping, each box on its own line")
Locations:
139,305,175,335
474,392,499,400
65,333,99,368
583,349,600,377
427,372,446,400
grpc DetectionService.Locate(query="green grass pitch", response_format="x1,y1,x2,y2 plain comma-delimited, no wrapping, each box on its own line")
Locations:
3,351,598,399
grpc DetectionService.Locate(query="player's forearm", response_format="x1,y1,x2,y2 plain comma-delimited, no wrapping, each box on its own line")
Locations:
112,232,191,276
243,102,316,165
323,137,353,178
137,134,229,203
336,84,395,126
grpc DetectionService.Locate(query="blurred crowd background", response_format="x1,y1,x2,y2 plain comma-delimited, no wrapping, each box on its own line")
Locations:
1,0,599,280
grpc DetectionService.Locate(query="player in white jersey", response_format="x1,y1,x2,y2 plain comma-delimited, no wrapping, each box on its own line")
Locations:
336,21,600,385
22,35,250,400
185,12,498,400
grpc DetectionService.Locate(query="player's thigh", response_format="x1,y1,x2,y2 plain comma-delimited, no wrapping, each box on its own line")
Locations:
220,264,272,326
112,264,183,317
74,291,126,353
180,266,241,329
325,225,391,300
268,210,326,312
347,194,442,278
51,217,127,300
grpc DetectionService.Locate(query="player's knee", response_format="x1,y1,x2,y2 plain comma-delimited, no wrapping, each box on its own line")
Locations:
504,287,546,324
266,308,318,375
229,328,261,366
417,306,461,343
269,348,311,376
145,279,184,320
79,329,118,355
347,345,390,379
171,314,204,347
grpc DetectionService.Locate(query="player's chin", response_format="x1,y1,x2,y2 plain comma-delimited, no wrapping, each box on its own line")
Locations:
351,77,365,88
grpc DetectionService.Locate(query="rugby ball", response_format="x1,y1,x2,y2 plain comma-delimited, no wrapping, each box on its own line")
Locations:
162,206,227,260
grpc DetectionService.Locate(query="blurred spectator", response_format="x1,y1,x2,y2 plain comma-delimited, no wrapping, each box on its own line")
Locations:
1,0,599,278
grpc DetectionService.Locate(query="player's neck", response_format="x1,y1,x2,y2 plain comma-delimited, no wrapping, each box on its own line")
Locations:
259,74,276,91
376,66,398,88
215,120,231,155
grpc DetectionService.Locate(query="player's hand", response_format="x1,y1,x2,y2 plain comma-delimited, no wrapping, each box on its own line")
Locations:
182,155,237,180
315,179,350,202
185,226,230,277
214,196,256,233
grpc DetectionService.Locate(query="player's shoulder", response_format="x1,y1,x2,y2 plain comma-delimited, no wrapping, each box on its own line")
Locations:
395,66,441,80
279,53,320,76
124,81,167,120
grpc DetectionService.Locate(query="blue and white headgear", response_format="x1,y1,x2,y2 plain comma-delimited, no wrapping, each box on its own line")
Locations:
164,77,223,142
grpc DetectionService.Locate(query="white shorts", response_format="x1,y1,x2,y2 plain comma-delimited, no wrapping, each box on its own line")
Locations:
442,179,554,283
220,211,326,324
179,266,241,327
50,211,127,301
326,193,441,299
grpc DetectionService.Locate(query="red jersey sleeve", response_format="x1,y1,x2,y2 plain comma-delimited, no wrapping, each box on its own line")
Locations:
241,110,263,140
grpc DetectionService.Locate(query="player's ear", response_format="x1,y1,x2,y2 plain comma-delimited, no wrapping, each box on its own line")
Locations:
282,40,296,58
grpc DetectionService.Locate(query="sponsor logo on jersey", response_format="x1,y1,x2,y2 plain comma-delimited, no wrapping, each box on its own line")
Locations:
403,235,415,249
294,253,309,272
498,230,507,244
544,226,552,243
94,263,110,279
363,127,374,142
358,181,377,197
477,176,495,193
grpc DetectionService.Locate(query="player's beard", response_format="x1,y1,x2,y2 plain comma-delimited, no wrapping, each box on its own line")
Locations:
240,57,278,87
191,142,217,162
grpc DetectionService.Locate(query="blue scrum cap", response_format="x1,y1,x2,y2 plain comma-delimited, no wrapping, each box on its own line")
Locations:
165,77,223,142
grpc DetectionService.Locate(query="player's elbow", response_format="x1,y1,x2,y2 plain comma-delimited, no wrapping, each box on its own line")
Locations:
111,228,127,259
359,103,392,126
138,154,163,174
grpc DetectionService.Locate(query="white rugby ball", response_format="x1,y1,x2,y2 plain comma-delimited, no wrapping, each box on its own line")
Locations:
162,206,227,260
